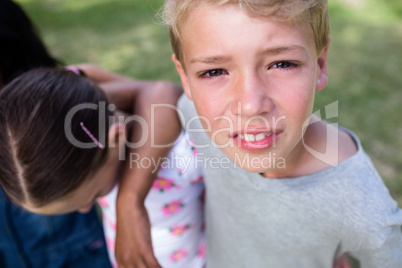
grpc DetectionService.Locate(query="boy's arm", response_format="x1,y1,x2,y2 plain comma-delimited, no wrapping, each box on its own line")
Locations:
78,64,182,268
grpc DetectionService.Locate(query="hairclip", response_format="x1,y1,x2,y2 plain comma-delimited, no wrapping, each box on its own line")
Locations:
80,122,105,149
65,66,86,76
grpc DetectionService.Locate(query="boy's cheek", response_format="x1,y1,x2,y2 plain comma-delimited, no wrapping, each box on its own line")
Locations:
190,96,222,119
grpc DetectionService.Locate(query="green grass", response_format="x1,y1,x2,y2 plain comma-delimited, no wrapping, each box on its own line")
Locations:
16,0,402,209
320,0,402,206
17,0,176,81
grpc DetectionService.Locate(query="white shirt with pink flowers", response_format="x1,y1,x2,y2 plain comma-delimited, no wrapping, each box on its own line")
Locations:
98,132,206,268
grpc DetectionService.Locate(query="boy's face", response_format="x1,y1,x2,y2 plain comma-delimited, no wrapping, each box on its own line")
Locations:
173,4,329,177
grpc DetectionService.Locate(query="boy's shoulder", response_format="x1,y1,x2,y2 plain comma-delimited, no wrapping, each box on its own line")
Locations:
312,128,401,237
300,119,358,175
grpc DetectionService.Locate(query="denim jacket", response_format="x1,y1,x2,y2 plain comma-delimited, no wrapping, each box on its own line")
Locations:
0,188,112,268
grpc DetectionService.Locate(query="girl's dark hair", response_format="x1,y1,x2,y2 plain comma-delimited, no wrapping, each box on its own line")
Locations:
0,0,61,86
0,68,113,207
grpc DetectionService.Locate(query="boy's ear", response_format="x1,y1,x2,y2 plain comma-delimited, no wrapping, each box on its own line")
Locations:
108,122,126,148
315,38,331,91
171,54,192,100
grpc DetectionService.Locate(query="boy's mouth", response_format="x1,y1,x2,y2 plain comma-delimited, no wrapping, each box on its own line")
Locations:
237,132,273,142
233,131,280,152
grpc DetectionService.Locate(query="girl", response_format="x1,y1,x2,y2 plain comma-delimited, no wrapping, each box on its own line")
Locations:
0,68,205,268
0,1,110,266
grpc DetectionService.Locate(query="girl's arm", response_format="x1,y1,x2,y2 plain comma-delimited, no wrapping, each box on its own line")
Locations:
75,63,132,84
115,81,181,268
78,64,182,268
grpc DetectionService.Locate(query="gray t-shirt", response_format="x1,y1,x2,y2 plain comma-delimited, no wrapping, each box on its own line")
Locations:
178,95,402,268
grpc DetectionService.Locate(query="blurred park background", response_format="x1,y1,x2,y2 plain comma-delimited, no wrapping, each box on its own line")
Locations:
15,0,402,206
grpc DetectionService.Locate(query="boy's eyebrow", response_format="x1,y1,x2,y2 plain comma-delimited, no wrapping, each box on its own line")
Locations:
189,45,306,65
261,45,306,56
190,55,230,65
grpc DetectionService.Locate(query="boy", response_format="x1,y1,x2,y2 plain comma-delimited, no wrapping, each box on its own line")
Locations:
164,0,402,267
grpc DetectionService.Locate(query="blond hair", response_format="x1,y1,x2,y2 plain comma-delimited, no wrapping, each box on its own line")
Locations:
162,0,329,63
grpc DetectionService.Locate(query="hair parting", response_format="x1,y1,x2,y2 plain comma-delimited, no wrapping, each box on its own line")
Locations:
0,68,113,207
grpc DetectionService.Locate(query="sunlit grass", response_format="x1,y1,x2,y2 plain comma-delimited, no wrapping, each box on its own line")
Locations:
316,0,402,205
17,0,173,79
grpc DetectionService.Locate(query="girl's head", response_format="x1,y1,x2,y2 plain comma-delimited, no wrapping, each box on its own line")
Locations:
0,68,125,214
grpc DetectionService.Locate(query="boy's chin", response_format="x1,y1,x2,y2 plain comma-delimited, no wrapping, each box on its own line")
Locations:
226,152,287,174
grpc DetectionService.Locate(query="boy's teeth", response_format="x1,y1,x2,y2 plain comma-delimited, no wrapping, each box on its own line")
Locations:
237,133,272,142
255,133,266,141
244,134,255,142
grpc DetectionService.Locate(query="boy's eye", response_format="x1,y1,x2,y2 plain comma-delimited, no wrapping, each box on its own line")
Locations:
200,69,227,78
271,61,298,69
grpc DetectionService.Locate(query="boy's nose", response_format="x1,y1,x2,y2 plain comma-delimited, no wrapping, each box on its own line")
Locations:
230,74,273,117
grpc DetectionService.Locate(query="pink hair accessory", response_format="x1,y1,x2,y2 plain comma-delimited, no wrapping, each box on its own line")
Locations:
65,66,81,75
80,122,105,149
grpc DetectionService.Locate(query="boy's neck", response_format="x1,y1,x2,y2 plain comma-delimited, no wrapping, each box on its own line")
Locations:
261,117,357,179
